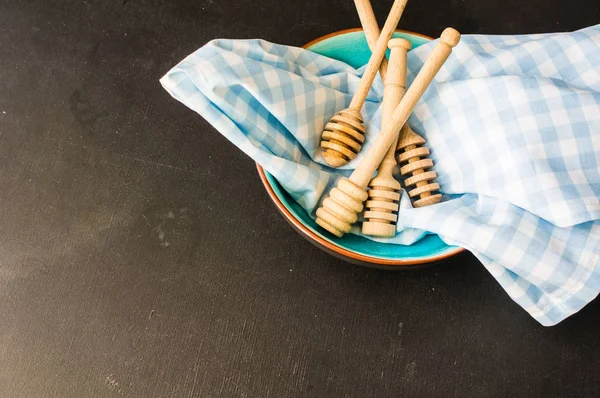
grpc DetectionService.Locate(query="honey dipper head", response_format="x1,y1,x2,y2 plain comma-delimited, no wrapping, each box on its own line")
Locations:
440,28,461,47
362,182,402,238
321,108,365,168
315,178,368,237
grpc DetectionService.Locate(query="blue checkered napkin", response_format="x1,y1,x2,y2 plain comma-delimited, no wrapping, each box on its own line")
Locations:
160,25,600,325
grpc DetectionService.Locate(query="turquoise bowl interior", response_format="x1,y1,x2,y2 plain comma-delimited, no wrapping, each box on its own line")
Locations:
260,30,462,267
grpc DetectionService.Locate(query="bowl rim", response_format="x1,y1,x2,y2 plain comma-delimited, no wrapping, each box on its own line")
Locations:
255,28,466,266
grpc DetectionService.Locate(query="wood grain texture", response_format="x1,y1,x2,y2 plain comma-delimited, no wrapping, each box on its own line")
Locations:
1,0,600,396
348,0,408,110
354,0,389,80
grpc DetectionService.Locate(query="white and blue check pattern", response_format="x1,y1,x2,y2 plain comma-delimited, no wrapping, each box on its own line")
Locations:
161,25,600,326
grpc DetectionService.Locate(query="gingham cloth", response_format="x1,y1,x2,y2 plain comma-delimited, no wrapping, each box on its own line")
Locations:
160,25,600,326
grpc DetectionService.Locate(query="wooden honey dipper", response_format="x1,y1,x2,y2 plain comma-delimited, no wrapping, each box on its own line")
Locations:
320,0,408,168
396,124,442,207
316,28,461,237
362,38,411,238
354,0,410,237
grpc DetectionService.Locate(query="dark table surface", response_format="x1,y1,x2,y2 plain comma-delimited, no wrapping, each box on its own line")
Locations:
1,0,599,396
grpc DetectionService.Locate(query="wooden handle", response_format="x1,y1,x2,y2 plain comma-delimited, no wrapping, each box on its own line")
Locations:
354,0,388,81
378,38,411,170
348,0,408,110
349,28,460,187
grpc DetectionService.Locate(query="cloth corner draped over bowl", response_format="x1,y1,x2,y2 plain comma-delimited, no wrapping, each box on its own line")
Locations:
160,25,600,326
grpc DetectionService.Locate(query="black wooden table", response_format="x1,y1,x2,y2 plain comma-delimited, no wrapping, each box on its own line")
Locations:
1,0,599,396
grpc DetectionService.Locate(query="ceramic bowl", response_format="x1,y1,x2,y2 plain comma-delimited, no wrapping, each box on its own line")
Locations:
256,29,464,269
